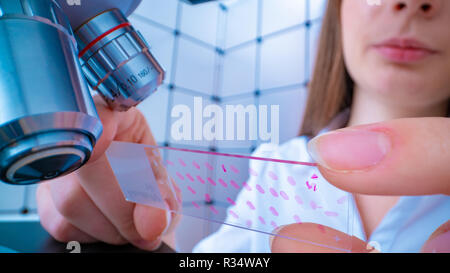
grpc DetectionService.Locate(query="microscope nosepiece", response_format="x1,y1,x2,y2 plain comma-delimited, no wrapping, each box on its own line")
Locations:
76,9,165,111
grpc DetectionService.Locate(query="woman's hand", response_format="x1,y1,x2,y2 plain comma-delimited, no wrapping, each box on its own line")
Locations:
271,117,450,252
36,96,181,251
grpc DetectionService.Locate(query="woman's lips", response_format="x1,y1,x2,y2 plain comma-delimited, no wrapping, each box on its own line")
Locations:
372,38,438,63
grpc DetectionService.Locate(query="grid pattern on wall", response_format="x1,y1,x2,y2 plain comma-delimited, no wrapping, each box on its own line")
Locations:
0,0,325,248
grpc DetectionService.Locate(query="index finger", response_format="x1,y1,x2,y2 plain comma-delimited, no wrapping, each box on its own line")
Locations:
307,118,450,195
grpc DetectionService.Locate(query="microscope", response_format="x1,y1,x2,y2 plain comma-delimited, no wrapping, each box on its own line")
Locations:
0,0,215,185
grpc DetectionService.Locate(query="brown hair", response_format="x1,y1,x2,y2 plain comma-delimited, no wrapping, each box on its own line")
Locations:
300,0,450,138
299,0,353,138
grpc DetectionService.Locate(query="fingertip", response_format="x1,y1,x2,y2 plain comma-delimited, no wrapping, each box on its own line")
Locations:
270,223,368,253
133,204,169,243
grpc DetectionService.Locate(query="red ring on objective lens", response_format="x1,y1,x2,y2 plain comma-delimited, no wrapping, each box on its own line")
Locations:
78,22,131,58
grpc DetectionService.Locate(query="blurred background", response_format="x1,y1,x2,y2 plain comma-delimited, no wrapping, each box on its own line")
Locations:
0,0,326,252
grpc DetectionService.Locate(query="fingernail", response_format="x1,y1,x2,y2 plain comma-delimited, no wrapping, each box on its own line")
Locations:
269,225,286,250
307,129,391,172
162,201,172,235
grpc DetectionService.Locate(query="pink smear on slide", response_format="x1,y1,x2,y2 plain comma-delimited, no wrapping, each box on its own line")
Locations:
318,224,326,234
269,188,279,198
207,177,216,186
210,205,219,215
230,165,240,174
166,160,174,166
205,162,214,171
187,186,196,195
246,220,252,228
287,176,296,186
176,172,184,180
226,197,236,206
246,200,256,210
192,201,200,209
249,167,258,176
271,221,278,229
310,200,318,210
230,179,240,189
295,195,303,205
293,214,302,224
192,160,200,169
221,164,227,173
306,180,312,189
205,193,211,203
186,173,195,182
280,191,289,200
229,210,239,219
324,211,339,217
178,158,186,167
258,216,266,225
196,175,205,184
218,178,228,188
311,174,319,179
337,195,347,204
242,182,252,191
269,206,279,217
268,171,278,180
256,184,265,194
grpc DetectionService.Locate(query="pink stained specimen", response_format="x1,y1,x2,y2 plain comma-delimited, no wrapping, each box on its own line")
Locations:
229,210,239,219
192,201,200,209
268,171,278,181
269,188,279,198
246,220,252,228
178,158,186,167
269,206,279,217
318,224,326,234
337,195,347,204
226,197,236,206
249,167,258,176
293,214,302,224
310,200,318,210
196,175,205,184
176,172,184,181
287,176,296,186
207,177,216,186
242,182,252,191
230,180,240,190
270,221,278,229
221,164,227,173
205,193,211,203
246,200,256,210
280,191,289,200
311,174,319,179
192,160,200,170
313,184,317,192
187,186,196,195
210,205,219,215
324,211,339,217
306,180,312,189
258,216,266,225
218,178,228,188
186,173,195,182
205,162,214,171
295,195,303,205
166,159,175,166
230,165,240,174
256,184,265,194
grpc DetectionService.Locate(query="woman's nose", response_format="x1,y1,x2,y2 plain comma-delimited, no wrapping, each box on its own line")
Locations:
391,0,441,18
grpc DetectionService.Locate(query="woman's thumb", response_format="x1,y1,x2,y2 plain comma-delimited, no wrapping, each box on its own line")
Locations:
307,118,450,195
